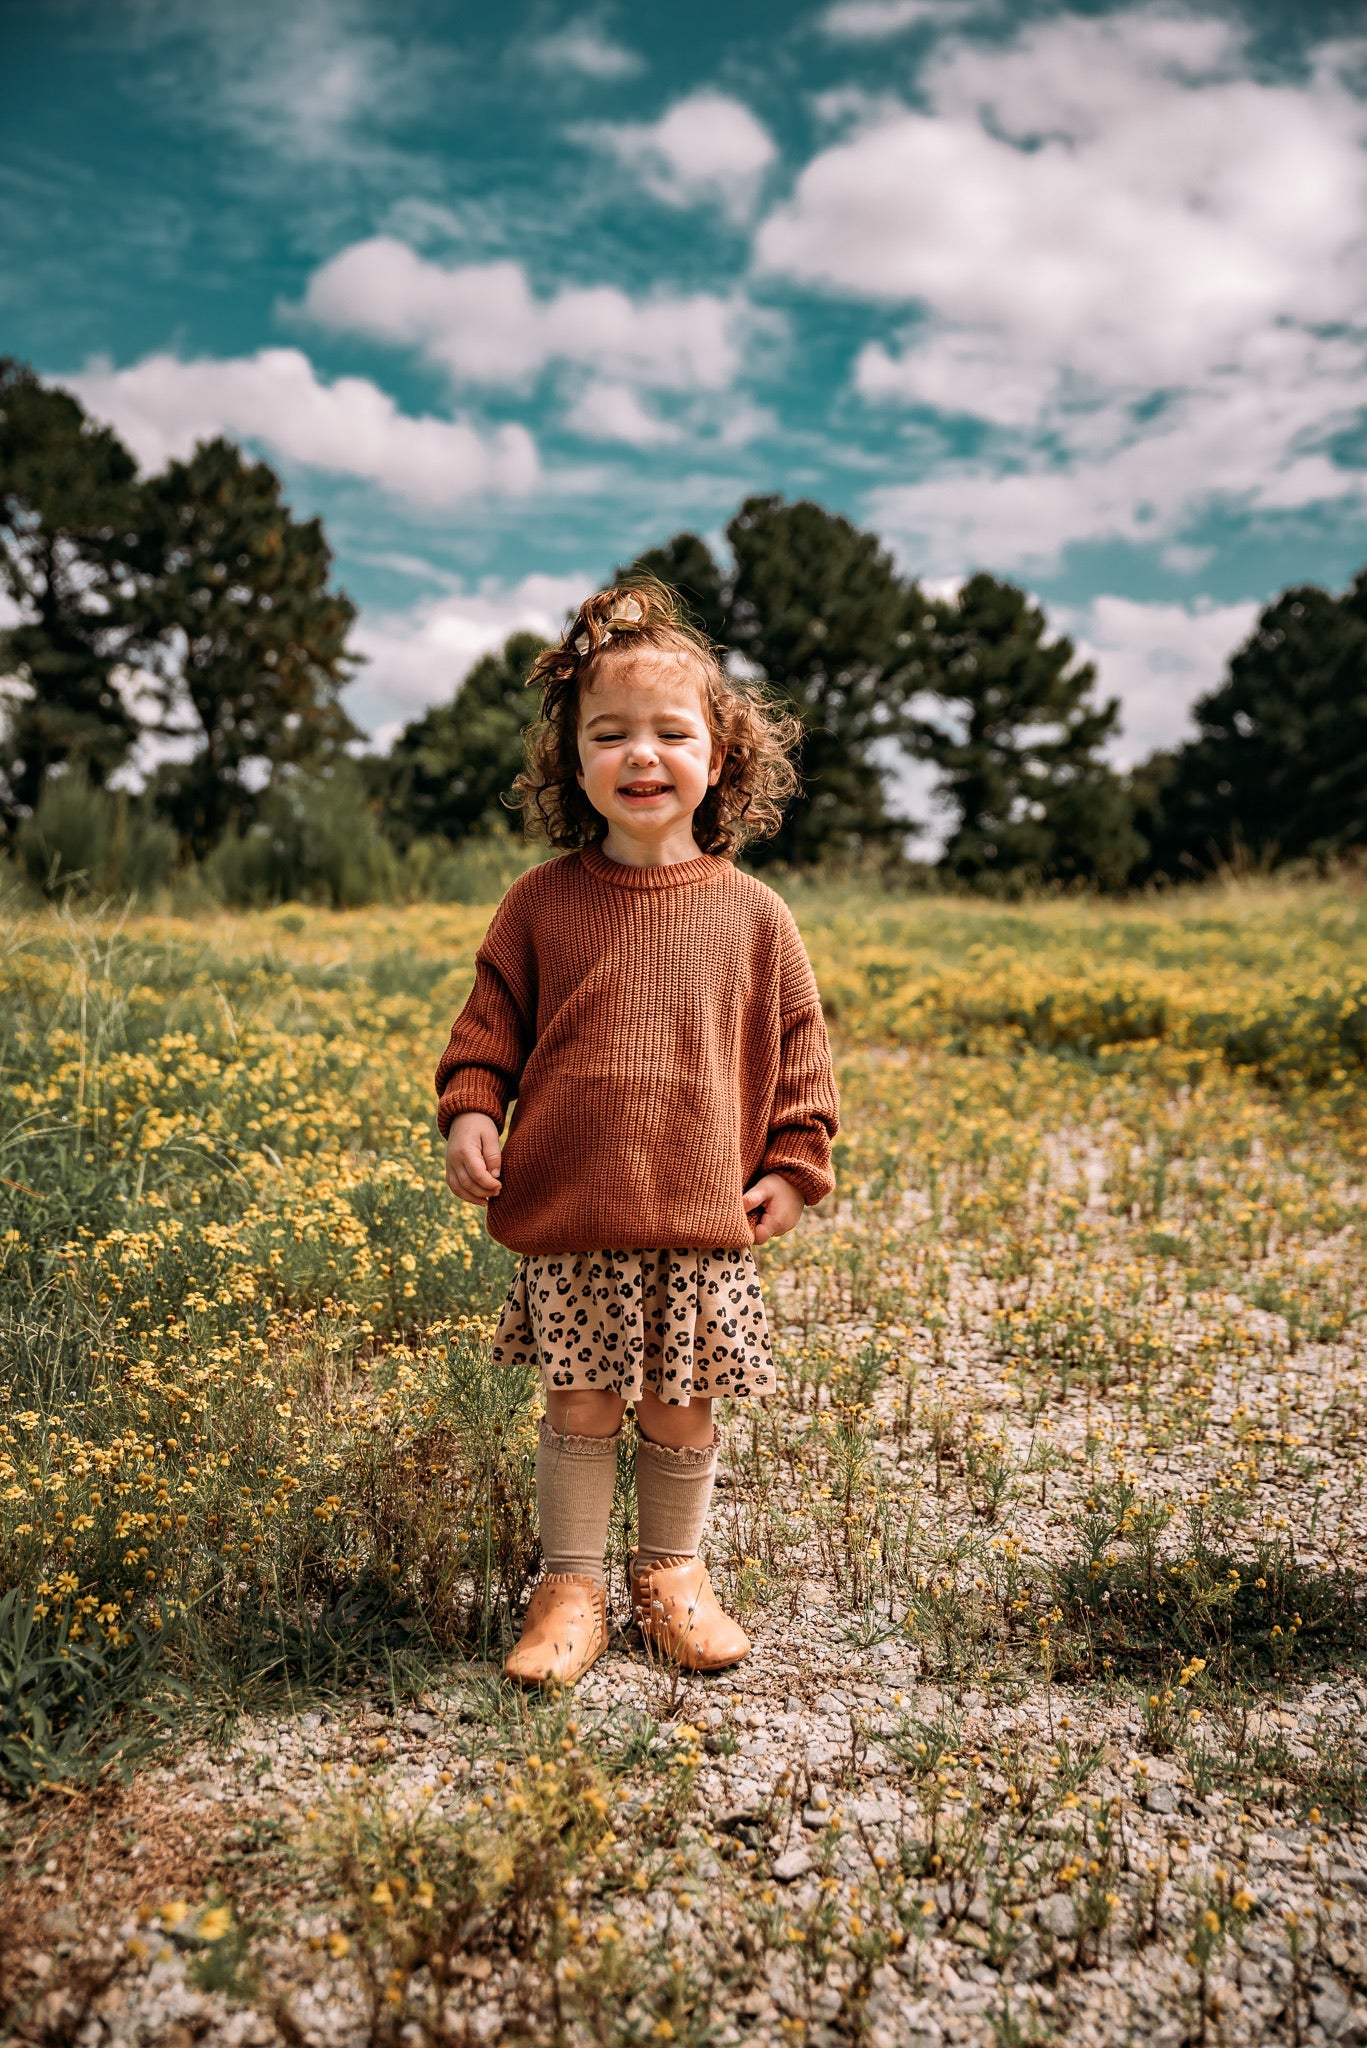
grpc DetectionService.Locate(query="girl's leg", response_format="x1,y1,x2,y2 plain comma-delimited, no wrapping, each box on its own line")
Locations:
629,1391,748,1669
634,1390,714,1451
632,1392,719,1572
537,1390,625,1586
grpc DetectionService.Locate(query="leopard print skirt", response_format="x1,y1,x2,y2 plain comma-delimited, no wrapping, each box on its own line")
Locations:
489,1247,775,1406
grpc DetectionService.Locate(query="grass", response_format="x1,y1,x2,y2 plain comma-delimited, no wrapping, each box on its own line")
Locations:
0,876,1364,2043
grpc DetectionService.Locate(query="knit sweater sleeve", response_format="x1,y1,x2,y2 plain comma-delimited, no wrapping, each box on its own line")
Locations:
434,886,536,1139
759,903,841,1207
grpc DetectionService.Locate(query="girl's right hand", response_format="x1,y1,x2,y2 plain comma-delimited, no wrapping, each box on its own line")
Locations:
445,1112,503,1205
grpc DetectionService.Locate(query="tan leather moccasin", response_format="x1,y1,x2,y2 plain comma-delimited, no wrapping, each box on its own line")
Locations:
630,1554,751,1672
504,1572,608,1688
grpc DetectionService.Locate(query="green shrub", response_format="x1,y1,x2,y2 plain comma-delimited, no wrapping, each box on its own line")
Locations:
206,761,399,908
398,829,543,904
16,770,177,900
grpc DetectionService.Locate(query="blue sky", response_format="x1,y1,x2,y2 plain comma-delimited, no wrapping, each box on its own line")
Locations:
5,0,1367,832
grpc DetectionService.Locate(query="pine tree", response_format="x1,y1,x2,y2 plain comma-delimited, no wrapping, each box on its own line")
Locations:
621,531,731,645
628,497,923,864
0,359,147,822
382,630,547,845
138,438,359,853
1136,579,1367,873
918,573,1140,887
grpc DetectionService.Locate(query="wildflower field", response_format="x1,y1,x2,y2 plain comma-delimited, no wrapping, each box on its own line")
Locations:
2,878,1365,2048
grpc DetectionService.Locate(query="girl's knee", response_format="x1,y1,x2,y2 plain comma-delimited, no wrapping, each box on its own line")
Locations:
546,1389,626,1438
635,1390,715,1450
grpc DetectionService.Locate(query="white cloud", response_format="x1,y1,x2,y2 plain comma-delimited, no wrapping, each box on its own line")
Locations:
1057,595,1261,767
220,11,412,161
758,11,1367,565
69,349,539,508
565,380,682,446
868,326,1367,573
350,572,591,739
759,18,1367,377
578,90,777,223
300,236,754,391
131,0,455,169
530,17,643,79
819,0,981,40
855,329,1062,428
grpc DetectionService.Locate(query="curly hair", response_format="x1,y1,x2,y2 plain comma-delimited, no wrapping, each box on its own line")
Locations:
510,575,801,857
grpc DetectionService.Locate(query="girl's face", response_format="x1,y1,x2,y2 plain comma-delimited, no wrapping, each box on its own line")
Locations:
576,652,723,850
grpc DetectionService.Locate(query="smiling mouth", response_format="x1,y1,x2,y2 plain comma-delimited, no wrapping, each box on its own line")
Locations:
619,783,673,799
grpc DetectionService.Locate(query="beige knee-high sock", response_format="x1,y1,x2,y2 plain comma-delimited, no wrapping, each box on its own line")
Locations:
536,1419,620,1586
633,1427,719,1572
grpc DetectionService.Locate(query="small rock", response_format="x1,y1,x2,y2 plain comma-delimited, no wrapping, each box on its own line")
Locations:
786,1695,804,1716
449,1955,493,1982
773,1848,814,1883
1037,1893,1077,1940
951,1922,990,1953
853,1792,901,1826
468,2007,502,2043
402,1711,437,1739
1256,1838,1297,1864
1312,1981,1354,2039
1146,1782,1179,1815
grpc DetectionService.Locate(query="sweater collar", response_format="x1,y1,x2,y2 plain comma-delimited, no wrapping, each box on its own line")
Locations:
579,843,729,892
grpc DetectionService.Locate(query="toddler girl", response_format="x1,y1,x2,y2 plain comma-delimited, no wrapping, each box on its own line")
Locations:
435,580,839,1688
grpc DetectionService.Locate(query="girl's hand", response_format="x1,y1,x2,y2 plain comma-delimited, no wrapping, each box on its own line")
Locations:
446,1112,502,1205
742,1172,804,1245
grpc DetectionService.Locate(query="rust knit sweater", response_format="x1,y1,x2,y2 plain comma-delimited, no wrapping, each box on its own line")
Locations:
434,844,840,1256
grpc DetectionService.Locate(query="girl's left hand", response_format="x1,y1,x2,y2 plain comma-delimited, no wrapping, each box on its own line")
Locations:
742,1172,805,1245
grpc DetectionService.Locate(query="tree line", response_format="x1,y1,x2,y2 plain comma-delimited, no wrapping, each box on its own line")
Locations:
3,354,1365,901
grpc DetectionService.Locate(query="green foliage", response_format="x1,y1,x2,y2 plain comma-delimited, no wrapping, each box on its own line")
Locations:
623,528,731,644
1134,576,1367,874
917,573,1142,887
204,759,398,907
0,1589,168,1794
629,495,924,864
0,358,147,818
397,828,544,904
16,765,178,899
728,495,923,863
380,629,546,847
139,437,359,854
1050,1526,1366,1682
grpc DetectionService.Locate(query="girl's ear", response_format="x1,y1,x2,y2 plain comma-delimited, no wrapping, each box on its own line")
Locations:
708,745,726,787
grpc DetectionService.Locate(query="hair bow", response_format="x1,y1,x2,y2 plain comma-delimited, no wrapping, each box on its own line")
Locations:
573,593,644,655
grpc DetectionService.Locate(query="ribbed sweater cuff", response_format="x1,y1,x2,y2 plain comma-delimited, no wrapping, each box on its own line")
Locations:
760,1138,835,1208
437,1073,508,1137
